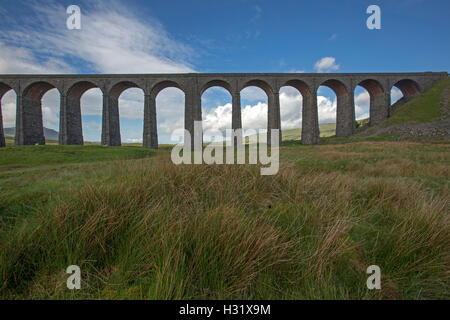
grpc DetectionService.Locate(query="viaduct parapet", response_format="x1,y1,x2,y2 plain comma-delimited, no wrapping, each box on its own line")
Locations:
0,72,447,148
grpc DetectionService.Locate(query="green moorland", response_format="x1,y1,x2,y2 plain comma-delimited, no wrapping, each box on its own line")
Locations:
0,81,449,300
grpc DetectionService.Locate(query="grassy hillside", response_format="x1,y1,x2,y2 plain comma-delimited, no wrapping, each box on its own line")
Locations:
382,78,449,126
245,122,336,143
0,144,155,169
0,141,448,300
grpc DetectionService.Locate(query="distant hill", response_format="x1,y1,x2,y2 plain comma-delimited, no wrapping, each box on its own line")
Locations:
4,127,59,141
244,122,337,143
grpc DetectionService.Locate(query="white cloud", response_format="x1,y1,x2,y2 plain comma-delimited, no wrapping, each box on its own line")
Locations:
314,57,340,73
1,91,17,128
391,87,403,104
156,88,185,136
355,91,370,106
41,89,60,130
240,86,267,102
0,1,194,74
0,42,74,74
0,1,194,142
80,89,103,116
317,95,337,123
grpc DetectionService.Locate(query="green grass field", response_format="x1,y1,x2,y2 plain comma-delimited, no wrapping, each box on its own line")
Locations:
382,78,449,126
0,80,448,300
0,140,448,299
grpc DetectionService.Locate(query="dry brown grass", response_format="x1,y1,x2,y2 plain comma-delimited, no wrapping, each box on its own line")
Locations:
0,142,449,299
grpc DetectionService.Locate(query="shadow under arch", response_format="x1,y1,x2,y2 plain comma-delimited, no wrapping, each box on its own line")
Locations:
390,79,422,115
241,79,273,97
109,81,143,98
201,79,233,96
392,79,421,97
151,80,183,98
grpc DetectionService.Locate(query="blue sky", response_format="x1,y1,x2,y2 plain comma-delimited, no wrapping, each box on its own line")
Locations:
0,0,448,143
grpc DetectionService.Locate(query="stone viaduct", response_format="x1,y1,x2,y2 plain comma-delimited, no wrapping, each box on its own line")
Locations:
0,72,447,149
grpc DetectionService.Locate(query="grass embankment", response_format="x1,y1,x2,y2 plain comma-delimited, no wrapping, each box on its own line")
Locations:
382,78,449,126
0,144,155,169
0,141,448,299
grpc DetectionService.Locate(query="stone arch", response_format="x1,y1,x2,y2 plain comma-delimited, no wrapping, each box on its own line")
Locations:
200,79,233,96
319,79,348,96
0,82,14,98
357,79,384,97
241,79,273,96
392,79,421,97
22,81,58,100
19,81,60,145
67,81,101,98
150,80,183,98
281,79,311,96
109,81,143,99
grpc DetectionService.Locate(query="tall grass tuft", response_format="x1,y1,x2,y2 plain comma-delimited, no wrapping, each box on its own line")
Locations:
0,153,448,299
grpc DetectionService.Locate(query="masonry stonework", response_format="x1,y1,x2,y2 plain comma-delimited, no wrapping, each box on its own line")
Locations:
0,72,446,148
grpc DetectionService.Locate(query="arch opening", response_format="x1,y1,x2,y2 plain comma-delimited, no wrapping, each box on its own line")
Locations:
320,79,347,97
116,86,145,145
151,80,182,98
41,88,61,142
354,85,371,127
393,79,420,97
79,87,103,143
155,86,185,145
23,81,56,100
110,81,142,99
242,79,273,97
66,81,102,144
317,85,337,137
279,84,304,141
201,80,233,96
201,86,232,143
67,81,98,99
0,83,15,146
354,79,384,128
240,85,268,142
391,79,421,106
